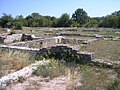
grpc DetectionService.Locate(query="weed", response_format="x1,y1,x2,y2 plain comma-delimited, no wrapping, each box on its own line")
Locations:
33,59,66,79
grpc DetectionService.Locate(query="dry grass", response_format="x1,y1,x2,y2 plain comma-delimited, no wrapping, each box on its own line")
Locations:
66,68,77,90
76,65,116,90
80,40,120,61
0,50,31,77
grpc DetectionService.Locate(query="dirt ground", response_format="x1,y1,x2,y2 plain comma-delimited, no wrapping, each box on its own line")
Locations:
7,75,81,90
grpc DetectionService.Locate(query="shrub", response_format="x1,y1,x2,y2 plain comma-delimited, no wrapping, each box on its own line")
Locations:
14,22,22,30
35,49,81,63
33,60,66,78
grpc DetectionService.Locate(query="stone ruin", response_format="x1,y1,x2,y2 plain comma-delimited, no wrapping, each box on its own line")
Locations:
0,35,119,67
0,34,120,87
0,33,40,43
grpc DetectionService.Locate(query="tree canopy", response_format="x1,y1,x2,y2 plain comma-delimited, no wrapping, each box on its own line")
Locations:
0,8,120,29
72,8,89,26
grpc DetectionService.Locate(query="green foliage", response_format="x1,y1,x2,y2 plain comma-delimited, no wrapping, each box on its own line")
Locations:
107,80,120,90
14,22,22,30
0,10,120,28
0,13,14,28
35,48,81,63
99,10,120,28
85,19,99,27
99,15,118,28
56,13,71,27
33,61,66,78
72,8,89,25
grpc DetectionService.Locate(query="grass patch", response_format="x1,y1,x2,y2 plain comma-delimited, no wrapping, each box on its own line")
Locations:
76,65,116,90
33,59,66,79
81,40,120,61
0,50,32,77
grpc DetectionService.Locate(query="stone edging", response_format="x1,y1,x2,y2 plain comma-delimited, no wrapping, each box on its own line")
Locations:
0,60,49,87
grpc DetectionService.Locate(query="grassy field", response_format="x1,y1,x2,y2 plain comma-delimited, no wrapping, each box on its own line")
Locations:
78,65,116,90
80,40,120,61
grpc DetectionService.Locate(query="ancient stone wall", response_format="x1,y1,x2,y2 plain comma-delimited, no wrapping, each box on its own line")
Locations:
0,34,22,43
0,44,119,68
60,33,96,37
8,36,64,48
61,38,84,45
0,44,94,62
0,60,50,86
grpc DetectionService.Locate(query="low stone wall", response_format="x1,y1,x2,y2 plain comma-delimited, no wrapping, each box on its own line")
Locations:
61,38,99,46
0,44,94,61
7,36,99,49
0,43,119,68
0,34,41,44
34,44,95,62
61,38,84,45
0,45,39,53
8,36,64,48
0,60,49,87
8,38,58,48
0,34,22,43
82,29,100,32
60,33,97,37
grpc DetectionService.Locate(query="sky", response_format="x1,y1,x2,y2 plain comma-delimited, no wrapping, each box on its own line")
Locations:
0,0,120,18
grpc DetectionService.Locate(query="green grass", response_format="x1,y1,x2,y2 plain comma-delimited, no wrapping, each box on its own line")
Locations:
81,40,120,61
76,65,116,90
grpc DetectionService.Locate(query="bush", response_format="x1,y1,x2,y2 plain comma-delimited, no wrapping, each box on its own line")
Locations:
14,22,22,30
33,60,66,78
35,49,81,63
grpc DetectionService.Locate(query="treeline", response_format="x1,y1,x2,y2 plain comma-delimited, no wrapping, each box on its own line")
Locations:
0,8,120,29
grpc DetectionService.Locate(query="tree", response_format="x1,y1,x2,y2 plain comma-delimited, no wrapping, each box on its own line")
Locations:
25,15,33,20
14,21,22,30
117,15,120,28
72,8,89,26
31,13,41,19
99,15,118,28
51,16,58,27
15,15,26,26
57,13,70,27
0,13,14,28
